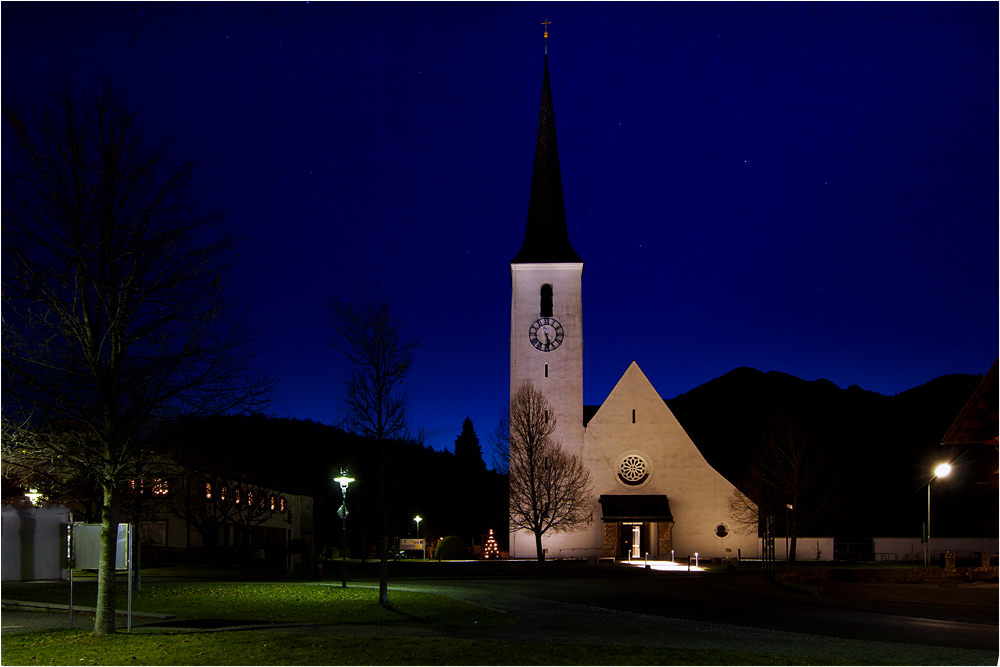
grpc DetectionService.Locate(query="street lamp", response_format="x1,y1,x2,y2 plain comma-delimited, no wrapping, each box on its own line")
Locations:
925,463,951,567
414,515,423,561
334,471,355,588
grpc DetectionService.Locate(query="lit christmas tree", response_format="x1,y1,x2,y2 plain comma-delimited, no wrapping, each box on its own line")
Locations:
483,529,500,559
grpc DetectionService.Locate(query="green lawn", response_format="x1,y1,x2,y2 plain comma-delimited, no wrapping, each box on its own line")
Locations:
2,579,884,666
2,580,512,628
1,631,872,666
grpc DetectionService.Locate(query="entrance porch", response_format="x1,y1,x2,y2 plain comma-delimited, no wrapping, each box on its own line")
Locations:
599,494,674,560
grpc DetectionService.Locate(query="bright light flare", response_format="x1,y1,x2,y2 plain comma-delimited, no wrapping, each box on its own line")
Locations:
624,559,704,572
934,463,952,478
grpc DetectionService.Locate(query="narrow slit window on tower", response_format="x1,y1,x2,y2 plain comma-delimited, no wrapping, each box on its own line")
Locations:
540,284,553,317
544,363,549,378
545,410,549,424
632,409,636,424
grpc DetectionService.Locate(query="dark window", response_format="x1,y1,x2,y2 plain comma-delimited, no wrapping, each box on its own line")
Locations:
632,409,636,424
540,284,553,317
544,363,549,378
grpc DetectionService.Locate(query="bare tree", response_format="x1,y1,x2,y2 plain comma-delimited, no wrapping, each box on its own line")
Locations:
1,85,272,634
496,381,592,562
119,454,180,592
226,479,284,550
168,474,230,555
329,292,419,606
727,411,837,562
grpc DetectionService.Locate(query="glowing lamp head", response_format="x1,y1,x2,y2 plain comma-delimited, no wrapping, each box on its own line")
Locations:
414,515,422,525
934,463,952,479
334,471,355,494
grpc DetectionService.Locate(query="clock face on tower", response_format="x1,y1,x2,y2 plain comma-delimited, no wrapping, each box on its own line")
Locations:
528,317,564,352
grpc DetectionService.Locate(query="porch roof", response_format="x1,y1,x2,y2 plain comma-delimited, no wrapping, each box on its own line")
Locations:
598,494,673,522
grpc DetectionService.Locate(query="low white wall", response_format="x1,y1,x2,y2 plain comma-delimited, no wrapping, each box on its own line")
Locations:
874,537,999,560
760,537,835,561
2,503,71,581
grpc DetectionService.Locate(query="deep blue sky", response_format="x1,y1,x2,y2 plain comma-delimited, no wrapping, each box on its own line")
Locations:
4,2,997,454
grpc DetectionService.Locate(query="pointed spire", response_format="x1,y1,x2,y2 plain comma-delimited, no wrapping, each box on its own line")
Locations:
512,50,582,264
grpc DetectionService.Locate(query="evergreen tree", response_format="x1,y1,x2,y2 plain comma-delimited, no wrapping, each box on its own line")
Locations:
454,417,486,471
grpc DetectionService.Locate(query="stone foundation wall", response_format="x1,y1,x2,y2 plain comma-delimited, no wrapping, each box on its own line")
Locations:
657,521,674,557
603,523,619,558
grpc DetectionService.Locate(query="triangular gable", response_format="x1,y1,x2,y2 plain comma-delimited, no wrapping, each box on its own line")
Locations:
587,361,692,437
941,358,998,447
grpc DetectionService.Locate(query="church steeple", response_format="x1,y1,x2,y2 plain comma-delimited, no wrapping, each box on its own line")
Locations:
512,53,582,264
508,35,585,556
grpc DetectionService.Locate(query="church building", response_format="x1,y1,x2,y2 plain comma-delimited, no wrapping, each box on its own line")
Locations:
509,50,758,562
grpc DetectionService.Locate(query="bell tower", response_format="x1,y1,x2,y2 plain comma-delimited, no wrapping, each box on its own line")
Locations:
510,50,583,461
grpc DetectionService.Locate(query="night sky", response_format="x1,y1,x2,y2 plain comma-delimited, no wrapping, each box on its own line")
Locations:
4,3,997,454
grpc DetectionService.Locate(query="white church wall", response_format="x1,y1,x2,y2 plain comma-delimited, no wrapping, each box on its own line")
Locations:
769,537,835,561
874,536,998,560
583,362,758,561
510,523,602,560
510,262,587,559
510,262,585,457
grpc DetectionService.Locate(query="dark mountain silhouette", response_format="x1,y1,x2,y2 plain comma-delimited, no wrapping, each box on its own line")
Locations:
667,369,995,540
162,368,993,555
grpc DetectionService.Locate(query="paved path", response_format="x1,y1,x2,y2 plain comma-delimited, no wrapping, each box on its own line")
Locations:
2,600,173,634
267,577,996,665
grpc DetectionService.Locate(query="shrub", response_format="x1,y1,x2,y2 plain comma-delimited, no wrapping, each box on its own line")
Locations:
433,535,469,560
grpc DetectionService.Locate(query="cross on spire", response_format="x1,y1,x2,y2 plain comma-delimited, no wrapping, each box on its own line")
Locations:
542,19,551,39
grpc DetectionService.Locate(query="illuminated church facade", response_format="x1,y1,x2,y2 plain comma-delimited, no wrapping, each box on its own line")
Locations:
509,53,758,562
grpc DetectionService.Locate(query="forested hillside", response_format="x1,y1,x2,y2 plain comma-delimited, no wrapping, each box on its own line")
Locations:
169,369,995,554
668,369,996,539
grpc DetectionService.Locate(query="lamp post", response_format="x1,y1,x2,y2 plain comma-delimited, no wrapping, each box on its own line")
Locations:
413,515,423,561
925,463,951,567
334,471,355,588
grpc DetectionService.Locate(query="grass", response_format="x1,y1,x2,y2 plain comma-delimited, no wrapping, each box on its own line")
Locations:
2,580,513,628
2,577,891,665
0,631,876,666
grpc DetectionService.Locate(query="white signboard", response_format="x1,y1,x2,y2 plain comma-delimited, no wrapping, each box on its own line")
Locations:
73,524,131,569
400,538,424,551
1,504,71,582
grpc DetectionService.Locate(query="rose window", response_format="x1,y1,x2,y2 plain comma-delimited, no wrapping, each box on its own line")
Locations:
620,455,647,482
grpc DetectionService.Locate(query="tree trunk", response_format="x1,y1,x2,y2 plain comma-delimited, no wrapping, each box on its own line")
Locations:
379,524,390,605
94,485,120,635
788,507,798,563
534,529,545,562
378,440,390,606
131,522,141,592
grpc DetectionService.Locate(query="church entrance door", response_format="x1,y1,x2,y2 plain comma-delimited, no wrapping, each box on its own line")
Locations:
619,522,648,560
631,525,642,559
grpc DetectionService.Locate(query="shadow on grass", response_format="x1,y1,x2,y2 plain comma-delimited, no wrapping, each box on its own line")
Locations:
381,601,430,624
143,618,280,630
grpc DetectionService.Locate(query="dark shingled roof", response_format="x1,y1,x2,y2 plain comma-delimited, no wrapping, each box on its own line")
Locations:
512,54,582,264
599,495,674,522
